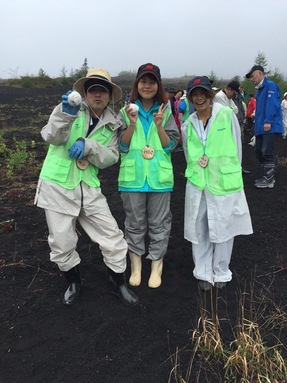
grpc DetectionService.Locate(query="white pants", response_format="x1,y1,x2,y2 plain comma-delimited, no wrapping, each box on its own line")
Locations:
192,194,233,284
44,207,127,273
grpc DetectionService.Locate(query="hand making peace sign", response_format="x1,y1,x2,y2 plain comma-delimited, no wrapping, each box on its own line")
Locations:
153,103,168,128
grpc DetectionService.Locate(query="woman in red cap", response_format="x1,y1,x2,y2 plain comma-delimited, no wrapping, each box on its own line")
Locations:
117,63,180,289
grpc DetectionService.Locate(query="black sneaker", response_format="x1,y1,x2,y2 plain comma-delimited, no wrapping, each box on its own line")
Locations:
254,177,275,189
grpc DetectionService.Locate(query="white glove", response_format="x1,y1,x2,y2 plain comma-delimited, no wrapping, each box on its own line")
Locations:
248,136,256,147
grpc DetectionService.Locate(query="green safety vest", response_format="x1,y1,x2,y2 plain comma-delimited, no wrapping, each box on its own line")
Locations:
40,111,114,189
185,107,243,195
118,108,174,189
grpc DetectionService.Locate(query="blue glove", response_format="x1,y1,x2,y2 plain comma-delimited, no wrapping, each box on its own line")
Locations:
62,90,81,115
68,140,85,159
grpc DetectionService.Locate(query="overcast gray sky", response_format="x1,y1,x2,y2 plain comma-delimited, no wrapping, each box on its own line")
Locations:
1,0,286,81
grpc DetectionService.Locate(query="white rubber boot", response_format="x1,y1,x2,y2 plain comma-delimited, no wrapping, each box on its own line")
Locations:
129,252,142,286
148,259,163,288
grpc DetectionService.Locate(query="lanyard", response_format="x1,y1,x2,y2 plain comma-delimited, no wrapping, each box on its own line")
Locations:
196,117,210,168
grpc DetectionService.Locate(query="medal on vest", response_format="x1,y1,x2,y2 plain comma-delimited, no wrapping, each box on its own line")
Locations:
142,145,155,159
198,155,209,168
76,156,89,170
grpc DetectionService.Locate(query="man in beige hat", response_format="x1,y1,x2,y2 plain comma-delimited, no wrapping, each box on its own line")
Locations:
35,68,139,306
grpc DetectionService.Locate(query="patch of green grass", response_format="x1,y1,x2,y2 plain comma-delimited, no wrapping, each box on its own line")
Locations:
0,129,46,180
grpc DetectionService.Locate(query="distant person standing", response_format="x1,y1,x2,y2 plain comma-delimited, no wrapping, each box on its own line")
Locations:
213,81,240,114
173,89,184,124
245,65,283,188
173,89,184,149
245,94,256,134
281,92,287,138
233,88,246,142
214,80,250,173
178,96,195,125
239,86,246,101
165,87,176,113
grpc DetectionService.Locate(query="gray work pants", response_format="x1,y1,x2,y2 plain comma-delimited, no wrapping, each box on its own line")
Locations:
120,192,172,260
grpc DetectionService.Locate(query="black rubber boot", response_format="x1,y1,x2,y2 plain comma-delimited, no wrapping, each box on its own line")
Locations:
62,265,82,305
108,269,139,306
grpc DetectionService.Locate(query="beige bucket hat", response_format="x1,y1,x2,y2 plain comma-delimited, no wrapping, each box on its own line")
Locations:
73,68,122,102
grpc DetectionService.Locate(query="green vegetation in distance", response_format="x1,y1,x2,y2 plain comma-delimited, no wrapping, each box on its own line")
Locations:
1,52,287,98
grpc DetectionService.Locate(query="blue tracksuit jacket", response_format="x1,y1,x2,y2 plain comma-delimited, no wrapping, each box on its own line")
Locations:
254,77,283,136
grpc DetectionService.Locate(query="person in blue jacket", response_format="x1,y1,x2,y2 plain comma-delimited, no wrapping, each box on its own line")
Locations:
245,65,283,188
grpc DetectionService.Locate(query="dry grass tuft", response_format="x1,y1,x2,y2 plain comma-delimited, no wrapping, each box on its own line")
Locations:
169,280,287,383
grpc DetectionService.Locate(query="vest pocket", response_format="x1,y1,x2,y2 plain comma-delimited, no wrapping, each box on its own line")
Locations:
185,168,202,186
41,156,71,183
118,159,136,182
220,165,242,191
159,161,173,183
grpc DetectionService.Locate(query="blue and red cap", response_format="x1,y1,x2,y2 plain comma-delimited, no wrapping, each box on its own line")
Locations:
187,76,212,95
136,63,161,82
